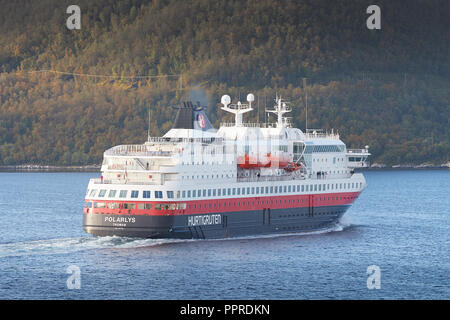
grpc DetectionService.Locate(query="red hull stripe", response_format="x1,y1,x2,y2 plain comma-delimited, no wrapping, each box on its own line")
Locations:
84,192,361,216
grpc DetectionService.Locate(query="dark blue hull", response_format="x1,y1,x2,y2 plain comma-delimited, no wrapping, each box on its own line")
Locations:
83,205,351,239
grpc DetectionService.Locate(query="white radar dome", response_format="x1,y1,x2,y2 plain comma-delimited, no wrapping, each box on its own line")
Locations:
221,95,231,106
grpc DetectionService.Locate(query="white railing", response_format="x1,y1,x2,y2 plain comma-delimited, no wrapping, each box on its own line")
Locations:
105,144,174,157
146,137,221,144
305,129,340,140
220,122,262,128
92,179,158,185
305,132,340,139
347,149,370,154
237,173,306,182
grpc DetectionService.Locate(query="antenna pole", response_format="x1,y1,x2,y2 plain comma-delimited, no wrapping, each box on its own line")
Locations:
147,106,151,141
264,95,267,124
303,78,308,132
257,95,260,124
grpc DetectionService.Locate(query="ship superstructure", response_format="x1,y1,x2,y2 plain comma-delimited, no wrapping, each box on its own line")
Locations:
83,95,370,239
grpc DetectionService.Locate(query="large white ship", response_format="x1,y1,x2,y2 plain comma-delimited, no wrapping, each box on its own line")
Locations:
83,94,370,239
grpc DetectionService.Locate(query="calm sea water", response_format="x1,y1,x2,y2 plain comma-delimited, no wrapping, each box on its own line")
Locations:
0,170,448,299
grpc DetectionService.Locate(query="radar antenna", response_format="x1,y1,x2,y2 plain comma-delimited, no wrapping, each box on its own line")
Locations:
220,94,254,126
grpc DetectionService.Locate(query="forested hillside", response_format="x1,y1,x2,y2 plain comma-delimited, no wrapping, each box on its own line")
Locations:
0,0,449,165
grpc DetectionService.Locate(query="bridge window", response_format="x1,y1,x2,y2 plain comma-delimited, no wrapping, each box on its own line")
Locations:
108,190,117,198
98,189,107,197
155,191,163,198
167,191,174,198
89,190,97,197
143,191,151,198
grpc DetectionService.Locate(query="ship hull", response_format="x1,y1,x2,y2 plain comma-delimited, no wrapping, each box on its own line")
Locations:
83,204,351,239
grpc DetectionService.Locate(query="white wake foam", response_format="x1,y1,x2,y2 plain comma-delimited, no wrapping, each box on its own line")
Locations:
0,219,352,257
0,236,189,258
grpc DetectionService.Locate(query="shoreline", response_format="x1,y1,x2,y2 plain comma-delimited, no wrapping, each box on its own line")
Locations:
0,165,101,172
360,166,449,171
0,164,448,173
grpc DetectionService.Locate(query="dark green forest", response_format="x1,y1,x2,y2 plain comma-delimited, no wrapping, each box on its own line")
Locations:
0,0,449,165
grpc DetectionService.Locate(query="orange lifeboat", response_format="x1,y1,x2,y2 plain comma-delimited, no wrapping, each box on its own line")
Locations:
237,154,259,169
258,153,271,168
237,153,292,169
238,153,271,169
267,153,290,168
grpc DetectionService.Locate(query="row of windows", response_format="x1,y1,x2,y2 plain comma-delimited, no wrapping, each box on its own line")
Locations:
88,182,363,199
90,189,169,199
304,145,345,153
87,195,356,212
182,173,235,180
86,202,187,210
313,157,345,163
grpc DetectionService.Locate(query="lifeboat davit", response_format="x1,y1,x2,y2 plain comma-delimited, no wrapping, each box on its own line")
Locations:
284,162,301,172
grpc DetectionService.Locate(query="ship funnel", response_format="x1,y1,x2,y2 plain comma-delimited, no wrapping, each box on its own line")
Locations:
172,101,214,131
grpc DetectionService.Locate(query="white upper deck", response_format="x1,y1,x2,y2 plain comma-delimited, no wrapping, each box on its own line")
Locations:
98,94,369,187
